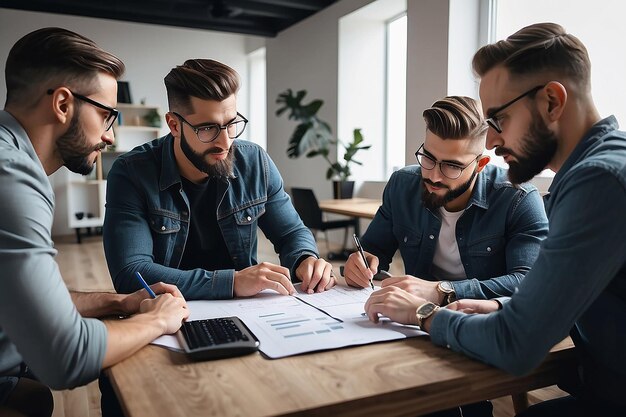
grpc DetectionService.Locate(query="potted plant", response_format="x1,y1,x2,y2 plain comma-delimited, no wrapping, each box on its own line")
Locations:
276,89,371,198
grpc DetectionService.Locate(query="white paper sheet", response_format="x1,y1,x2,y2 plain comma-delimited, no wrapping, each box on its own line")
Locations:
151,285,427,358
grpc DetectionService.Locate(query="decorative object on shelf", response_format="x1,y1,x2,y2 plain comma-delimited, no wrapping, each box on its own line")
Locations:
117,81,132,103
143,108,162,127
86,212,95,219
276,89,370,199
75,212,85,220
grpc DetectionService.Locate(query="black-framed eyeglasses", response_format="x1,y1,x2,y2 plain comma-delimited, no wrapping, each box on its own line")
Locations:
485,85,544,133
46,88,118,131
415,144,482,180
173,111,248,143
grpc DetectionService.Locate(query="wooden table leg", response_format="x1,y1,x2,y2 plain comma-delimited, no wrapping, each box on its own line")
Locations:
512,392,529,414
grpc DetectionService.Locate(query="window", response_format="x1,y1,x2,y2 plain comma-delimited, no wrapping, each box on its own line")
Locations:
246,47,267,150
338,0,407,181
385,14,408,178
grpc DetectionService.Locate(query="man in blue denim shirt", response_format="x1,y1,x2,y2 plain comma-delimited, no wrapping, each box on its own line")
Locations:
104,59,334,300
365,23,626,416
344,97,548,308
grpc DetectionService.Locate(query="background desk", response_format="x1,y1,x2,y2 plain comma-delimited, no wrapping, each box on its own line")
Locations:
108,336,575,417
318,198,381,219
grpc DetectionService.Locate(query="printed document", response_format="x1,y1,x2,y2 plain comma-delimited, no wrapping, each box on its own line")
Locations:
152,285,427,358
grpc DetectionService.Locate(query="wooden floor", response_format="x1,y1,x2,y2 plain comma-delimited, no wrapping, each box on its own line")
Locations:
51,232,566,417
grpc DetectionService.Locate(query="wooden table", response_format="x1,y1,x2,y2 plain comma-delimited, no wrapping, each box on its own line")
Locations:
318,198,381,219
108,336,575,417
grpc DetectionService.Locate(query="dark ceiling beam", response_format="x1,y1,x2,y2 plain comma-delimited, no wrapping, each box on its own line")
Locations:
0,0,339,37
248,0,326,12
225,0,309,20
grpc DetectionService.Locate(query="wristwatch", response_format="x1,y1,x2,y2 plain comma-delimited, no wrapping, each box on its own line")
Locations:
415,302,440,328
437,281,457,306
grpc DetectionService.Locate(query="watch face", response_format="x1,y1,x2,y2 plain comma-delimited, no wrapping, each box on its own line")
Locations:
439,281,454,293
418,302,437,316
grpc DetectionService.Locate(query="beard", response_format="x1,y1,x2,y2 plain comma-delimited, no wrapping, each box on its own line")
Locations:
496,106,558,184
180,129,234,178
421,168,478,211
56,108,107,175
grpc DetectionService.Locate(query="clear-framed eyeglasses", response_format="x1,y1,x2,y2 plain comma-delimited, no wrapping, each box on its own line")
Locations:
173,111,248,143
415,144,482,180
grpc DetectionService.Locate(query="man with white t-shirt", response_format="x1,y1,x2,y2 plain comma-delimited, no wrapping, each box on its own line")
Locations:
344,96,548,307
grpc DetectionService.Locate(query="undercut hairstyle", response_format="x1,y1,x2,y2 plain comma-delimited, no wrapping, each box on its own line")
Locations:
5,27,125,108
472,22,591,89
422,96,487,141
164,59,240,114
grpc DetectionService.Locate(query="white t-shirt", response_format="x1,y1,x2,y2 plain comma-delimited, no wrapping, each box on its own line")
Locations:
431,207,466,281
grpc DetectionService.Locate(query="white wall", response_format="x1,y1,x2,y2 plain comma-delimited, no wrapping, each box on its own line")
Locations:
267,0,469,195
405,0,451,164
266,0,376,200
0,8,261,236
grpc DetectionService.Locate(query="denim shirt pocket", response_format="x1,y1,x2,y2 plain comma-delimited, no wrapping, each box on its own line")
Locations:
232,203,266,251
393,223,422,271
148,211,181,264
394,226,422,246
466,235,506,277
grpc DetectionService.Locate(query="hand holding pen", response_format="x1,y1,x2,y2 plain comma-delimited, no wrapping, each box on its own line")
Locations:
135,271,157,298
116,272,187,319
130,271,190,333
352,234,375,290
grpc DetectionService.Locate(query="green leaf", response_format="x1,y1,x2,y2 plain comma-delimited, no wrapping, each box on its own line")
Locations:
277,90,371,181
286,122,312,158
353,128,363,145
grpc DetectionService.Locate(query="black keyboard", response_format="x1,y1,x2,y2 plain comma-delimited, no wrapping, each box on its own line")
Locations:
177,317,259,360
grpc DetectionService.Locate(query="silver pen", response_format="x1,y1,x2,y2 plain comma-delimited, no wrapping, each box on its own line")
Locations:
353,234,375,290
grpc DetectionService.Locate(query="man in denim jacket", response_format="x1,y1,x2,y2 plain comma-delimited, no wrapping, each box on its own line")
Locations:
345,96,548,307
365,23,626,416
103,59,334,300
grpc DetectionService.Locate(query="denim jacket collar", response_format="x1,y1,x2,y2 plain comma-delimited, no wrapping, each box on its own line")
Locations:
158,135,182,192
465,170,491,211
549,115,618,195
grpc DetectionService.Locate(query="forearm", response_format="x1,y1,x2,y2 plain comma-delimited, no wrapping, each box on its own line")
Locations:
115,263,234,300
452,271,524,299
101,313,166,368
259,188,318,274
70,291,126,318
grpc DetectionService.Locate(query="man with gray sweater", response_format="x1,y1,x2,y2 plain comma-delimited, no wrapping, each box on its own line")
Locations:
0,28,189,416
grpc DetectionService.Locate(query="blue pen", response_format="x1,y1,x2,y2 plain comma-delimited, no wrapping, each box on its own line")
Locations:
135,271,156,299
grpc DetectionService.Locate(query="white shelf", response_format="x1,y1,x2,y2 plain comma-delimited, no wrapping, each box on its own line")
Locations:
67,179,106,229
113,104,162,152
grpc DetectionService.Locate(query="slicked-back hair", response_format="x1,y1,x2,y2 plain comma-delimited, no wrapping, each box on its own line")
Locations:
472,22,591,89
164,59,240,114
5,27,125,108
422,96,487,141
